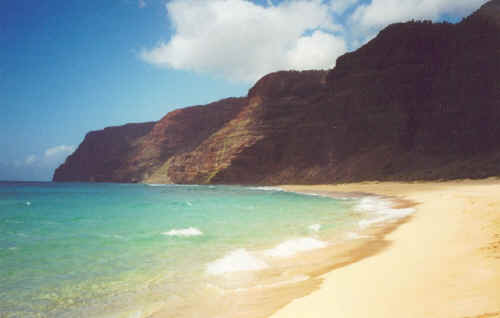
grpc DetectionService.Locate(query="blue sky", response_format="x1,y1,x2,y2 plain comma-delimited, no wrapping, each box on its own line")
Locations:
0,0,487,181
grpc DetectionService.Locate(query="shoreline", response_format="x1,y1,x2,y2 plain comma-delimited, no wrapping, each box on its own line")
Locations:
269,180,500,318
144,186,417,318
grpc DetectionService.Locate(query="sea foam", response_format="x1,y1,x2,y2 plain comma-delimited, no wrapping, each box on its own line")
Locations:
346,232,371,240
264,238,328,258
162,227,203,237
355,196,415,229
248,186,284,192
308,224,321,232
206,249,269,275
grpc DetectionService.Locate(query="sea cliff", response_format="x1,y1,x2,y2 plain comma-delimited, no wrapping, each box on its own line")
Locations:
54,0,500,184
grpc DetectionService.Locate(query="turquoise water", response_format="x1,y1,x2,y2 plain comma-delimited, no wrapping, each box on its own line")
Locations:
0,182,363,317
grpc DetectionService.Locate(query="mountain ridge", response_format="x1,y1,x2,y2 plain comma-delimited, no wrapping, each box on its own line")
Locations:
53,1,500,184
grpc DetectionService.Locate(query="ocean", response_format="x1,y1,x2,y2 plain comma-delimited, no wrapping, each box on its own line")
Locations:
0,182,413,318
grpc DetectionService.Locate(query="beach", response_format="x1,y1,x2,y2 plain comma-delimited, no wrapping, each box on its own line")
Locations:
0,183,378,318
270,180,500,318
1,181,499,317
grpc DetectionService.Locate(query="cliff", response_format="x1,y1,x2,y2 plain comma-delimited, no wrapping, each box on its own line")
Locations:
53,122,156,182
53,0,500,184
53,98,246,182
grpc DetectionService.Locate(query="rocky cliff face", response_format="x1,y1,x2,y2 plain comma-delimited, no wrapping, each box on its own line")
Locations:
53,122,156,182
53,98,246,182
54,0,500,184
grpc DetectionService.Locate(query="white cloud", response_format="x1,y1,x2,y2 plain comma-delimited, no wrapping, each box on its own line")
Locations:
286,30,346,70
344,0,489,46
140,0,488,82
44,145,75,158
3,146,75,181
139,0,147,8
11,145,74,170
25,155,37,165
330,0,359,14
351,0,488,30
141,0,346,82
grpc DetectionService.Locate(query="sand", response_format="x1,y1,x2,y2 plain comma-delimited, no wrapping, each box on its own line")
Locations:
270,180,500,318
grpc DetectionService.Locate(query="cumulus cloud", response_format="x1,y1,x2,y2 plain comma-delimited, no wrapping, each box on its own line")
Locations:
141,0,346,82
330,0,359,14
344,0,488,46
351,0,488,30
286,30,346,70
44,145,75,158
140,0,487,82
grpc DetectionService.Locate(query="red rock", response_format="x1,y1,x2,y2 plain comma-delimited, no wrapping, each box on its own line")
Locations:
53,0,500,184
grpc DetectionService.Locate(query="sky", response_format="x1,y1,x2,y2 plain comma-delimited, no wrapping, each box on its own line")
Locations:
0,0,488,181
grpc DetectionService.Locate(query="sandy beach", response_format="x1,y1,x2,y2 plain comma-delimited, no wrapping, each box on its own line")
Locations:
270,180,500,318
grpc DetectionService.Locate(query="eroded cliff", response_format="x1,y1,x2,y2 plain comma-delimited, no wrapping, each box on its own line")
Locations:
54,0,500,184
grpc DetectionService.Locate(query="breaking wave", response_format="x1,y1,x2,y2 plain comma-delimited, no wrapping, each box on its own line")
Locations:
355,196,415,229
308,224,321,232
162,227,203,237
264,237,328,258
206,249,269,275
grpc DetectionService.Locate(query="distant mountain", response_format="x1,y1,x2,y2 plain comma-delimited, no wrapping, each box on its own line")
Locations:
54,0,500,184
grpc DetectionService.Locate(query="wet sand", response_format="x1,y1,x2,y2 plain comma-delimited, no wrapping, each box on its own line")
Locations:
148,185,415,318
270,180,500,318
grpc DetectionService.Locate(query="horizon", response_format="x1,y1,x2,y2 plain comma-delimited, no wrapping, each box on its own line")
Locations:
1,0,488,181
